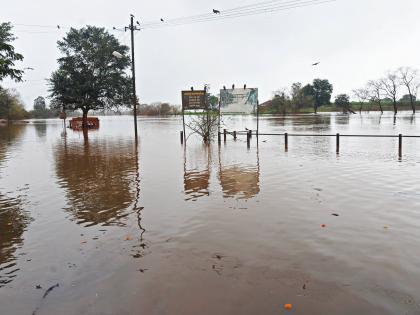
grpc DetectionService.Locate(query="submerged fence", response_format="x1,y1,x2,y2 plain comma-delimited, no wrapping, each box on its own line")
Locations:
179,129,420,158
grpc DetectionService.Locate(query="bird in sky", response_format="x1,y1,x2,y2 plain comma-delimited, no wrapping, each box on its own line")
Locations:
160,18,164,22
57,25,60,29
213,9,221,14
312,62,320,66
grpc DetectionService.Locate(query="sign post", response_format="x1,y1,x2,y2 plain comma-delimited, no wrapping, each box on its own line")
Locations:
181,89,208,143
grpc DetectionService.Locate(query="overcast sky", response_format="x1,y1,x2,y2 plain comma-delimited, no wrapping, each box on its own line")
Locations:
2,0,420,109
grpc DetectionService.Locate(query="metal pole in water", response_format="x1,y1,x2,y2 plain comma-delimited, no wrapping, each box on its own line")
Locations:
233,131,237,140
399,134,402,158
247,130,251,148
285,132,288,151
180,131,184,144
223,129,227,142
336,133,340,154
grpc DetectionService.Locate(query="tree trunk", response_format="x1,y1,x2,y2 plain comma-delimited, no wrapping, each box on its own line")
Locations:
410,95,416,114
378,101,383,114
393,99,398,115
82,109,89,129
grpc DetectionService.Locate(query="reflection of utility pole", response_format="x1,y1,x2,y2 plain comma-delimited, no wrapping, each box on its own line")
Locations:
125,15,141,141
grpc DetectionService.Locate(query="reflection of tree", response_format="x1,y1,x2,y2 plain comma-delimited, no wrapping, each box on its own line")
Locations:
0,125,25,162
54,138,138,227
33,122,47,139
0,193,31,288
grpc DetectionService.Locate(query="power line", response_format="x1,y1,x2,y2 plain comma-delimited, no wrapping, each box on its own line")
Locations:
9,0,337,33
142,0,336,29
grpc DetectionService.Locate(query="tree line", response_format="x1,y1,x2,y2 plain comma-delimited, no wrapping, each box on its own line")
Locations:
1,21,419,124
263,68,420,115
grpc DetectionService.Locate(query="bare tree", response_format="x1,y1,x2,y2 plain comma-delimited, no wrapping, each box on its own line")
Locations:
380,72,400,115
185,112,219,143
367,80,383,114
398,67,419,114
353,87,370,114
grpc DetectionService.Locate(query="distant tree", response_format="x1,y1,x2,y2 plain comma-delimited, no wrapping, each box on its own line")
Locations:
290,82,312,110
33,96,46,111
353,87,370,113
0,22,24,82
208,95,219,110
380,72,399,115
49,26,132,128
367,80,383,114
302,79,333,113
160,103,171,115
400,94,416,103
398,67,419,114
271,91,290,115
335,94,354,114
0,87,28,121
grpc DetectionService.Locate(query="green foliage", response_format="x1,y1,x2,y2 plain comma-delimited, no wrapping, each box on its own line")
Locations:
0,87,29,120
335,94,353,113
49,26,132,119
31,96,59,118
208,95,219,110
0,22,24,82
311,79,333,113
400,94,416,103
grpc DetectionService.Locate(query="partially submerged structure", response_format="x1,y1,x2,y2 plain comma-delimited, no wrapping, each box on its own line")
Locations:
69,117,100,130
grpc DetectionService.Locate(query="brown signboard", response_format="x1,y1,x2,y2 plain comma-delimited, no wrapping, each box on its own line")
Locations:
182,90,207,110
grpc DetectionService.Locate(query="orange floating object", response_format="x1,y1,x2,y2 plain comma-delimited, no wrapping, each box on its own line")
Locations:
284,303,293,310
321,224,327,228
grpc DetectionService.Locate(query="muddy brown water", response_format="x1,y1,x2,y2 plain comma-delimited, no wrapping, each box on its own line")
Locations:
0,113,420,315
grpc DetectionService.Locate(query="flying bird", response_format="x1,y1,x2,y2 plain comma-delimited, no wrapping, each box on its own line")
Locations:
213,9,221,14
160,18,164,22
57,25,60,29
136,21,140,25
312,62,320,66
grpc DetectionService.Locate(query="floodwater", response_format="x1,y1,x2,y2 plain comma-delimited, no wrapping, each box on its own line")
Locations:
0,113,420,315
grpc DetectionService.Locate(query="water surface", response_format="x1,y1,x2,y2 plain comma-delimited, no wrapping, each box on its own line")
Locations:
0,113,419,314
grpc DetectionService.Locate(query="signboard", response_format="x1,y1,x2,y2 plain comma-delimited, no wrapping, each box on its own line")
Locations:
182,90,207,110
220,88,258,114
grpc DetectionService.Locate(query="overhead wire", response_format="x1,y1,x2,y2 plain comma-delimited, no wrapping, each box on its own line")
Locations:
9,0,337,33
142,0,336,29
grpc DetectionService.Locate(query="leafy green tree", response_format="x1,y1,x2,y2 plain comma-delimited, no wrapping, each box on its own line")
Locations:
49,26,132,127
0,22,24,82
291,82,313,110
312,79,333,113
33,96,46,111
208,95,219,110
400,94,416,103
335,94,354,114
0,87,29,120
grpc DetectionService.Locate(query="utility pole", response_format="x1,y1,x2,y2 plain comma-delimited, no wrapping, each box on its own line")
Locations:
125,15,140,141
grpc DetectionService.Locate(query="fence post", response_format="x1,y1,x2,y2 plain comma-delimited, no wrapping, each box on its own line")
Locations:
218,131,221,144
223,129,227,142
285,133,288,151
233,131,237,140
180,131,184,144
247,131,251,149
399,134,402,158
336,133,340,154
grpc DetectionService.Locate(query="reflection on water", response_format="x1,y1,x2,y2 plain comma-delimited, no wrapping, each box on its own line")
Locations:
33,122,47,139
218,165,260,200
183,145,211,201
54,137,139,227
218,145,260,200
0,192,31,288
